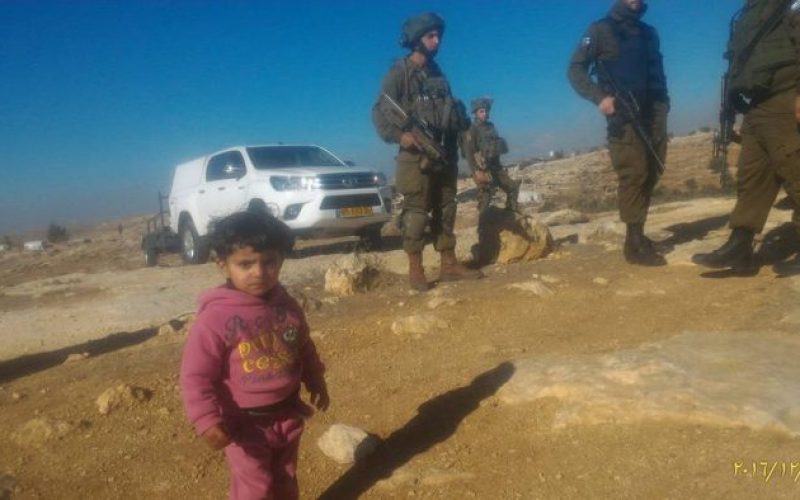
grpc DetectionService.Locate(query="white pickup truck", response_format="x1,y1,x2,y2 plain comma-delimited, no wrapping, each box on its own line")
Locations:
167,144,393,264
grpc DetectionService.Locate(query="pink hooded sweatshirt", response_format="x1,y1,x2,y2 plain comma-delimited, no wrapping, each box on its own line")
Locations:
180,284,325,435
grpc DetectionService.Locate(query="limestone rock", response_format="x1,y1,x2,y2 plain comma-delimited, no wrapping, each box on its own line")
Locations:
96,383,153,415
427,297,460,310
506,280,554,298
476,206,554,265
324,254,381,297
542,209,589,227
12,418,72,447
579,221,625,246
391,314,449,336
317,424,379,464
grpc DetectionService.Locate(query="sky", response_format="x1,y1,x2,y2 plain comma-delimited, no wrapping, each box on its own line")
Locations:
0,0,740,235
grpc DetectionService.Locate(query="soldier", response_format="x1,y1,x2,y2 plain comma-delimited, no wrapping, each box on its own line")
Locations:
372,12,482,291
463,97,520,218
567,0,670,266
693,0,800,276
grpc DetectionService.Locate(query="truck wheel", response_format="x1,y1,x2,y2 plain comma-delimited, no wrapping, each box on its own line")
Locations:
358,225,383,251
143,245,158,267
248,199,269,215
179,219,210,264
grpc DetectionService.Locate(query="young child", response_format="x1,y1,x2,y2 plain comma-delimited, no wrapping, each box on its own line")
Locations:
180,210,329,500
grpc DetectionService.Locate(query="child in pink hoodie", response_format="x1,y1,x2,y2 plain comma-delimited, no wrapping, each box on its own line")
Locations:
180,211,329,500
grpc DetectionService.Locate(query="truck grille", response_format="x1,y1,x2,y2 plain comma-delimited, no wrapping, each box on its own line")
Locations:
316,172,377,190
320,194,382,210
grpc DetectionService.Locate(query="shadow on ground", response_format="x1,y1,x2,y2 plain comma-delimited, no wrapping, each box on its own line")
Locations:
660,214,729,247
318,362,515,499
292,236,403,259
0,318,187,384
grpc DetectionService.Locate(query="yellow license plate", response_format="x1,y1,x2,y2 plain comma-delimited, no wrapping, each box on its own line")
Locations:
338,206,373,218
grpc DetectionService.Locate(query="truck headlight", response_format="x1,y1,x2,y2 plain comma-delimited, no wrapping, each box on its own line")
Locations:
270,175,318,191
372,172,387,186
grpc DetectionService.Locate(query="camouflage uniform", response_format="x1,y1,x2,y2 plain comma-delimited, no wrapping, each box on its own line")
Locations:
371,12,481,290
463,99,520,214
568,0,669,265
372,57,464,254
693,0,800,273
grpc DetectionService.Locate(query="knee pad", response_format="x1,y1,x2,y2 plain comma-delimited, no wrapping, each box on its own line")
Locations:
402,209,428,239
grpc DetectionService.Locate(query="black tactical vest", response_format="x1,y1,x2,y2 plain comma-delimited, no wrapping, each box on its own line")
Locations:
598,18,665,105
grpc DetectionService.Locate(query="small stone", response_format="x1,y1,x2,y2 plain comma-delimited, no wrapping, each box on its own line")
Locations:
96,384,152,415
12,418,72,447
157,323,176,336
427,297,460,309
506,281,554,298
593,277,609,286
317,424,380,464
391,314,449,336
64,352,90,363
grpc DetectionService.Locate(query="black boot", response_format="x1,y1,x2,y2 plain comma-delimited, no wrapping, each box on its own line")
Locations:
624,223,666,266
691,228,755,271
774,254,800,277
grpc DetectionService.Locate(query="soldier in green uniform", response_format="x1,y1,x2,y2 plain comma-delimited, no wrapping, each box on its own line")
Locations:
463,97,520,218
567,0,670,266
372,12,482,291
693,0,800,276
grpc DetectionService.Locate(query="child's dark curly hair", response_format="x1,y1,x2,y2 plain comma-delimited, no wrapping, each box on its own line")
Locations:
208,210,295,259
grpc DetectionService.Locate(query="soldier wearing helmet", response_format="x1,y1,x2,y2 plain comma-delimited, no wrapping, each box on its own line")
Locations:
462,97,520,219
372,12,481,291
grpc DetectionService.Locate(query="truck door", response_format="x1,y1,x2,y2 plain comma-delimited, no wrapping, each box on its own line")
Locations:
199,151,248,230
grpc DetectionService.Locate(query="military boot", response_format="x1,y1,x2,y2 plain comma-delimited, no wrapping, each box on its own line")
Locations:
691,227,755,271
773,225,800,276
439,249,484,282
624,223,667,266
407,252,429,292
774,255,800,276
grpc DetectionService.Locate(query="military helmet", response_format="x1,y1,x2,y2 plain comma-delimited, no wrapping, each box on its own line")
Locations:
471,97,493,113
400,12,445,49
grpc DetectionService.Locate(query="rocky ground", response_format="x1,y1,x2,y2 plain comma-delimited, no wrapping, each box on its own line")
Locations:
1,134,799,499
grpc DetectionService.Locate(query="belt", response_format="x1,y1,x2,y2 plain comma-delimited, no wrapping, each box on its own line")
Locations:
242,390,300,417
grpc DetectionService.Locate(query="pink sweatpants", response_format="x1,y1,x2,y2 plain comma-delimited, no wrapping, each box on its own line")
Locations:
224,414,305,500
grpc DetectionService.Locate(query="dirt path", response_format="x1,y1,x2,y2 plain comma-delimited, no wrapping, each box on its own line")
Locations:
1,198,799,499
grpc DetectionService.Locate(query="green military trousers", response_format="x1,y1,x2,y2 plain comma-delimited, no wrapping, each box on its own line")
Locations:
395,150,458,254
729,91,800,232
476,166,520,214
607,103,668,224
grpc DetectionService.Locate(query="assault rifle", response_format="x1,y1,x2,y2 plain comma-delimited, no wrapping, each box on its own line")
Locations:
712,74,739,187
595,59,666,176
712,1,788,187
380,93,449,171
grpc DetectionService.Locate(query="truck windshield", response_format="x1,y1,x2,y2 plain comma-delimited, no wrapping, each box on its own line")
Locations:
247,146,345,169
